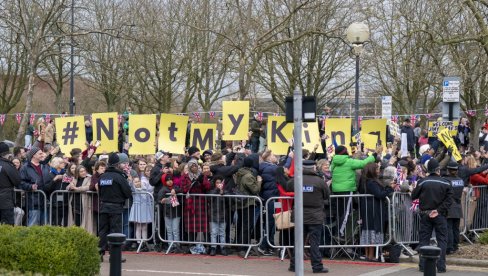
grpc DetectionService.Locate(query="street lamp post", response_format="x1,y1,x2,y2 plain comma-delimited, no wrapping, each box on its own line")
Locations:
346,22,370,133
69,0,75,115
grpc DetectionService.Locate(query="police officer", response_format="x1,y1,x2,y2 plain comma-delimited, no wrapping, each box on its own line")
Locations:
97,153,133,262
443,161,464,255
286,160,330,273
412,159,453,273
0,142,21,225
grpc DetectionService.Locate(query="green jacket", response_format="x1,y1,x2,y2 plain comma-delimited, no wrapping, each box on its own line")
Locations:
235,167,261,209
330,155,375,193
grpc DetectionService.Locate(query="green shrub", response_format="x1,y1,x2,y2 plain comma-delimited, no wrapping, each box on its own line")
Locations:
479,231,488,245
0,225,100,276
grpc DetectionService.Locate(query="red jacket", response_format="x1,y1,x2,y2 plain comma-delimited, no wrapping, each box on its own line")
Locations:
277,184,294,213
469,173,488,197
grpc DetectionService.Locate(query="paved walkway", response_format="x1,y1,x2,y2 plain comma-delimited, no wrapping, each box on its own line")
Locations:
100,252,488,275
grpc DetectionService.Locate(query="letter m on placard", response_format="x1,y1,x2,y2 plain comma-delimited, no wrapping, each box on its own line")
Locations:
96,118,114,140
192,129,213,150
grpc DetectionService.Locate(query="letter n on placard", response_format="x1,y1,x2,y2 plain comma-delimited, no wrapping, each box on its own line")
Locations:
92,112,118,153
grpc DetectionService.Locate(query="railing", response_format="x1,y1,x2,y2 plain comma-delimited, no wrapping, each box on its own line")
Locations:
14,189,48,226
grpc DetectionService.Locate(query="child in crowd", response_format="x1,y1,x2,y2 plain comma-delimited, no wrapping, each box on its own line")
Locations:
158,174,183,253
129,177,153,251
208,175,227,256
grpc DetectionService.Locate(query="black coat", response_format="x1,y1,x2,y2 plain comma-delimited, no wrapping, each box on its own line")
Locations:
149,162,164,198
0,157,21,209
210,163,239,193
19,162,51,209
444,176,465,219
412,174,453,217
400,125,415,151
157,185,182,218
359,179,393,232
259,162,279,200
99,167,132,213
208,188,227,223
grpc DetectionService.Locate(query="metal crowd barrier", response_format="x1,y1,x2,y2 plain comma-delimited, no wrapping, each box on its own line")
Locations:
469,186,488,238
14,189,48,226
49,190,155,253
391,192,421,255
156,193,263,258
266,194,392,261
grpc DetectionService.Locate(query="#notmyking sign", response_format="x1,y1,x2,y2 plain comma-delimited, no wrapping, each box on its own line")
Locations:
55,101,393,156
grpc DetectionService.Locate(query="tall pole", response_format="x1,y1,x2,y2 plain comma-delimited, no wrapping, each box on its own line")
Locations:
69,0,74,115
354,53,360,133
293,90,304,276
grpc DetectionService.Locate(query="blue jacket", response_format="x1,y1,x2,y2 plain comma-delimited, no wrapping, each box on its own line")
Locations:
19,162,51,209
258,162,278,200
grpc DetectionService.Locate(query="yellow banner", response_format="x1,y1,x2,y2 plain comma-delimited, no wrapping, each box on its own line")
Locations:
128,114,157,155
437,128,462,161
302,122,324,154
361,119,387,151
190,124,217,151
267,116,293,155
55,116,86,154
158,114,188,154
92,112,118,153
428,121,459,137
361,133,378,151
325,118,351,153
222,101,249,141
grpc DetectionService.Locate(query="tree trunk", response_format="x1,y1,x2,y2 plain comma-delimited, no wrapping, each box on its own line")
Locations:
15,62,36,146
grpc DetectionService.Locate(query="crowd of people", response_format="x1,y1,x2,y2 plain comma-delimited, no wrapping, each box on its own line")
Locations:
0,113,487,274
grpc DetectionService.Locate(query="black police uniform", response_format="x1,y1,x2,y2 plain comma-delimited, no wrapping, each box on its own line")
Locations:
411,159,453,272
286,160,330,273
444,162,465,254
0,153,21,225
98,155,133,255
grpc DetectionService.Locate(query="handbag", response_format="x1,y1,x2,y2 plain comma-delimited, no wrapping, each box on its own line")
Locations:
273,210,294,230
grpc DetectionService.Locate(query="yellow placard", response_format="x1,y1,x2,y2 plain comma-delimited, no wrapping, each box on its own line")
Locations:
128,114,156,155
325,118,351,153
92,112,118,153
55,116,86,155
362,119,387,151
437,128,462,161
158,114,188,154
302,122,323,154
362,133,379,151
222,101,249,140
267,116,293,155
190,124,217,151
428,121,459,137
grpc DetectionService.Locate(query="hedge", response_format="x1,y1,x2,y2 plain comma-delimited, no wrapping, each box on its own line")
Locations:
0,225,99,276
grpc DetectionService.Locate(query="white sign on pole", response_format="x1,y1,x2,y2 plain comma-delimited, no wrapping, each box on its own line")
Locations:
381,96,392,119
442,77,460,102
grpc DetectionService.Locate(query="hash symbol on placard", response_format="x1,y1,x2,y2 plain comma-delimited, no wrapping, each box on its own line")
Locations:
62,121,79,144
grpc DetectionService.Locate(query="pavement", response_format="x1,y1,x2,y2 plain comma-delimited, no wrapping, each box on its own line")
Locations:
99,252,488,276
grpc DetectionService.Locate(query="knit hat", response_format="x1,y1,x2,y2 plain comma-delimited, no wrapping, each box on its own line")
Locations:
0,142,9,155
303,160,316,169
335,145,348,155
243,157,254,168
117,153,130,164
188,146,200,157
211,152,223,162
427,159,440,173
162,173,173,186
202,150,213,157
419,144,431,156
108,153,119,166
26,146,41,161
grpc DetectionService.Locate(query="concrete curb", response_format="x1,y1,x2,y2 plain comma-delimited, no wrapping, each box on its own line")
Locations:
401,255,488,268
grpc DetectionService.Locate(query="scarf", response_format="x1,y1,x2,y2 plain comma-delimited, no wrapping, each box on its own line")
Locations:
50,167,65,176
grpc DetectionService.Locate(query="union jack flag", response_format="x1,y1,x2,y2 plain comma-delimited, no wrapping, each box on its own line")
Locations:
45,114,51,123
256,112,263,122
425,114,432,119
410,115,418,125
0,114,5,126
391,115,398,124
193,112,201,122
327,144,334,155
15,113,22,124
485,106,488,116
29,114,35,125
273,113,280,116
410,199,420,211
209,111,216,119
170,195,180,207
396,163,405,188
321,115,327,130
358,116,363,127
466,110,476,117
118,114,123,125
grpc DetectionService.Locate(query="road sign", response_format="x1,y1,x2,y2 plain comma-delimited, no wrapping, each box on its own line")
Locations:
381,96,392,119
443,77,460,102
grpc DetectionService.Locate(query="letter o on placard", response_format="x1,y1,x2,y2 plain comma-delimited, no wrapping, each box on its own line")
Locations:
135,128,150,142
